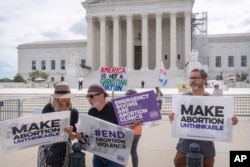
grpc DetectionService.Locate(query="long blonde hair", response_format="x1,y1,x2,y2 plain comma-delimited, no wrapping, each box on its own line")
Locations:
52,98,73,111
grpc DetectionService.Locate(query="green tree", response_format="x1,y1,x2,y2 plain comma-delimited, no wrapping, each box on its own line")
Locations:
13,74,26,82
236,72,248,82
0,78,12,82
29,70,49,81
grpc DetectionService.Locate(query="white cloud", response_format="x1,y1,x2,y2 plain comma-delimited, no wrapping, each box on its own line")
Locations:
193,0,250,34
0,0,86,79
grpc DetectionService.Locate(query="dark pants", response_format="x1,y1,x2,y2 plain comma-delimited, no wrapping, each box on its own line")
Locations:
157,100,162,110
78,82,83,90
174,151,215,167
130,135,141,167
93,155,124,167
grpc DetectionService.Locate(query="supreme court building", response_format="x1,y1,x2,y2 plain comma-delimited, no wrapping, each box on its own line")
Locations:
84,0,193,71
18,0,250,88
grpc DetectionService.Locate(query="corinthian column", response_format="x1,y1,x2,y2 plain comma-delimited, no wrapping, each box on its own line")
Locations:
99,16,106,67
113,15,120,67
86,16,94,69
141,13,148,69
156,12,163,69
126,14,133,69
170,12,177,69
185,12,192,66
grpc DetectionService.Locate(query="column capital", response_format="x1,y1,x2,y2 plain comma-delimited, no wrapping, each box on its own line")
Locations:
86,16,93,21
184,11,192,17
155,12,163,18
170,12,177,17
141,13,148,19
126,14,133,20
112,15,120,19
99,15,106,22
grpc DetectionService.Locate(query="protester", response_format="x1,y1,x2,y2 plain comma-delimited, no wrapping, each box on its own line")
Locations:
125,89,142,167
141,80,145,88
61,74,64,82
78,75,84,90
213,84,223,96
86,83,124,167
155,86,163,110
168,68,239,167
37,82,80,167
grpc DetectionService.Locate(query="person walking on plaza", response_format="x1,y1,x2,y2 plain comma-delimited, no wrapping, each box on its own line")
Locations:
37,82,81,167
78,75,84,90
61,74,64,82
168,68,239,167
86,83,124,167
141,80,145,88
125,89,142,167
155,86,163,111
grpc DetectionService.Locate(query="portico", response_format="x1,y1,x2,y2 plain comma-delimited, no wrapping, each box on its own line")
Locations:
83,0,194,71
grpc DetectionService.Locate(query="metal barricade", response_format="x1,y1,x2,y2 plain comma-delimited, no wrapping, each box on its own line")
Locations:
234,96,250,116
0,99,22,121
21,96,51,116
1,95,250,121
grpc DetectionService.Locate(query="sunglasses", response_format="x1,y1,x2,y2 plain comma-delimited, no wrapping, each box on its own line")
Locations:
86,93,101,99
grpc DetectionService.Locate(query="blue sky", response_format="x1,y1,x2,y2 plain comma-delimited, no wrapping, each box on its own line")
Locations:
0,0,250,79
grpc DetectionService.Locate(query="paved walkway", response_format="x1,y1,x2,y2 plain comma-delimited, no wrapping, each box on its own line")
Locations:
0,116,249,167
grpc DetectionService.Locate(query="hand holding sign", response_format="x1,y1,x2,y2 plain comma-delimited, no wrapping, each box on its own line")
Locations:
168,112,175,124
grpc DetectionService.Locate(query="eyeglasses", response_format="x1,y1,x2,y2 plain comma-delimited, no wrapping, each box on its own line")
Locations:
189,77,202,80
86,93,101,99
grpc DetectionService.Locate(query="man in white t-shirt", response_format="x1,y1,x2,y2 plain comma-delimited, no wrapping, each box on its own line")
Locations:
78,76,84,90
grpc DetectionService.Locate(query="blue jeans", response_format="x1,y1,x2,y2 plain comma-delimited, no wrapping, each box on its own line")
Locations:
93,155,125,167
130,135,141,167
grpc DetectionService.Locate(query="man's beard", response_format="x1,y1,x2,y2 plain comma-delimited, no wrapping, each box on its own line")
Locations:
191,84,200,90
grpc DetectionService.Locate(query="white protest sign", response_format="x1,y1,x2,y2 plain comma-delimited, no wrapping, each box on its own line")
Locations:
171,95,234,142
0,111,70,154
77,114,134,166
100,66,128,91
